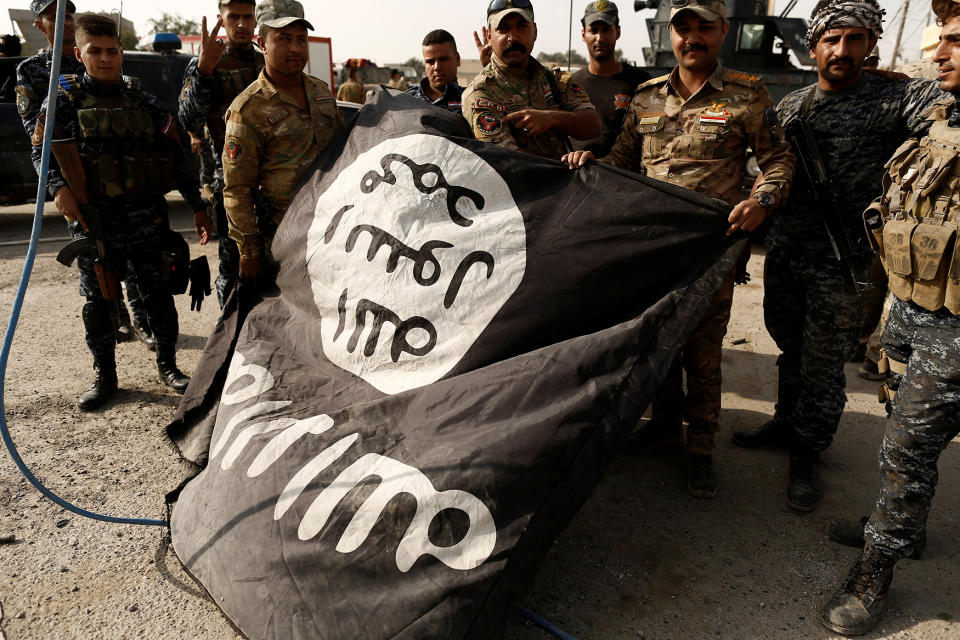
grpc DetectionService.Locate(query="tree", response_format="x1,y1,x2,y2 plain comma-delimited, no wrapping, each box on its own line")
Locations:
402,57,425,77
146,12,200,36
536,50,588,66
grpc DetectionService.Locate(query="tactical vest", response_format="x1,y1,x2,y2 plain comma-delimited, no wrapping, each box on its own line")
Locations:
208,49,264,149
868,119,960,315
62,75,175,200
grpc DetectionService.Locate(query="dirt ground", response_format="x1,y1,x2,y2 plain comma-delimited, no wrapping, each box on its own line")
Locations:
0,198,956,640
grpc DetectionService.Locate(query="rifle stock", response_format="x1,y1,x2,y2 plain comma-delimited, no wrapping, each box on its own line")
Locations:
784,119,866,294
51,139,122,309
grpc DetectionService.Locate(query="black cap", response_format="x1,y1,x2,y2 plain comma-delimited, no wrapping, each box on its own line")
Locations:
31,0,76,18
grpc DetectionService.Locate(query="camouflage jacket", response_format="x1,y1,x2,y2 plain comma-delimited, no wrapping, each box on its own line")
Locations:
15,48,84,138
336,79,366,104
178,45,264,153
222,70,345,259
601,64,795,208
773,73,948,255
461,54,596,160
31,73,204,211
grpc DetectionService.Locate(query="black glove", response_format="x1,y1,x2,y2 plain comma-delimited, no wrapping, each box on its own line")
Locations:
189,256,212,312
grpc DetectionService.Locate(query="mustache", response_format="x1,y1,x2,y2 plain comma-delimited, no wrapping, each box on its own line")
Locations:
828,56,854,66
681,44,708,54
505,42,528,54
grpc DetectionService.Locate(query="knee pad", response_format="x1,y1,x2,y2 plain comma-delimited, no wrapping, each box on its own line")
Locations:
82,300,113,339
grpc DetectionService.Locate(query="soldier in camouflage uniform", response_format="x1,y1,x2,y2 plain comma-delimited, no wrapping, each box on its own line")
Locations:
222,0,344,281
565,0,795,497
819,1,960,634
16,0,153,346
461,0,601,161
32,14,208,410
731,0,948,513
179,0,263,308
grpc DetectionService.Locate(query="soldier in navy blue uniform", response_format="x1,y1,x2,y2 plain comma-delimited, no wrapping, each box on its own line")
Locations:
405,30,464,114
179,0,263,308
32,14,207,410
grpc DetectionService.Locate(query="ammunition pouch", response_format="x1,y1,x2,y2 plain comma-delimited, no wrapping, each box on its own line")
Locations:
70,81,176,200
868,120,960,315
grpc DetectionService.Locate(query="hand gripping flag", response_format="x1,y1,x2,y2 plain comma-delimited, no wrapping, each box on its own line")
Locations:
167,89,745,640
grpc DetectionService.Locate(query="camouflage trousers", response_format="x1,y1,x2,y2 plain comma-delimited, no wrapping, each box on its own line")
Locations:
70,199,180,362
864,299,960,561
211,190,239,309
763,244,873,451
651,274,735,455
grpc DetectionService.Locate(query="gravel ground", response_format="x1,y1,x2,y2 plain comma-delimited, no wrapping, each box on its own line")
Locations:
0,198,956,640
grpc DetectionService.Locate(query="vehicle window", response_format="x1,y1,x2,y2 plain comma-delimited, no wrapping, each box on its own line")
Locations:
739,23,765,51
123,59,172,104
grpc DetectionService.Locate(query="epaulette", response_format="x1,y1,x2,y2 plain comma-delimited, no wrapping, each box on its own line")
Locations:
723,69,763,87
122,75,142,92
924,97,956,122
636,73,670,90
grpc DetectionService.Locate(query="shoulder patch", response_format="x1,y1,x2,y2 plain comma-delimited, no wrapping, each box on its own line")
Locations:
475,98,505,114
224,137,243,162
614,93,632,110
475,110,503,136
16,85,35,118
637,73,670,90
724,70,763,87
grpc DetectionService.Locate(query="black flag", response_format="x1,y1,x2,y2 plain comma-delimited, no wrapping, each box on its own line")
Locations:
168,90,744,640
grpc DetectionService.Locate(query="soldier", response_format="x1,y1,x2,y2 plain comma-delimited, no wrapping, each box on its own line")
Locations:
179,0,262,308
864,44,880,69
571,1,650,155
336,67,366,103
462,0,601,160
564,0,795,497
222,0,345,282
387,69,409,91
405,29,464,114
32,13,208,409
731,0,947,513
17,0,154,348
818,1,960,633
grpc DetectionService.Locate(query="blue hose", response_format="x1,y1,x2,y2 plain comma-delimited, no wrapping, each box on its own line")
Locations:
0,2,166,529
517,607,582,640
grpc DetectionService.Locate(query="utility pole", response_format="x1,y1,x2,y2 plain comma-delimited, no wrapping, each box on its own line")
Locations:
890,0,912,71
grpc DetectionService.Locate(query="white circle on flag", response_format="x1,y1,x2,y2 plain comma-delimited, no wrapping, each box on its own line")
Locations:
306,134,527,395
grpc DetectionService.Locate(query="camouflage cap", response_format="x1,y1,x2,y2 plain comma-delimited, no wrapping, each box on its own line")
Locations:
669,0,726,23
488,0,535,29
31,0,76,18
583,0,619,25
256,0,314,30
866,44,880,60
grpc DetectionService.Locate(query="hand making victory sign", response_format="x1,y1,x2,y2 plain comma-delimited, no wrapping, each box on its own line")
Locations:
196,15,227,76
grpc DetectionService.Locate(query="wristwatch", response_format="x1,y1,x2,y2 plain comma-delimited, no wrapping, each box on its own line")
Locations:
753,191,775,209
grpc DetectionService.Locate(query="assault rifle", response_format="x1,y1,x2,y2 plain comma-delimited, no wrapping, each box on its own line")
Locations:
784,118,867,294
53,140,122,315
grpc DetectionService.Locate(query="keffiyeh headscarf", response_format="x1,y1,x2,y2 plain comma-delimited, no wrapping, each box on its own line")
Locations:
806,0,885,48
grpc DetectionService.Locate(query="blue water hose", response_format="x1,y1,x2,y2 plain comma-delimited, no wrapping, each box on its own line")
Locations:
517,607,582,640
0,1,166,529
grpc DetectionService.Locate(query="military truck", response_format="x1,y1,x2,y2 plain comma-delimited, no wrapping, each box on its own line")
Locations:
0,48,195,204
634,0,818,103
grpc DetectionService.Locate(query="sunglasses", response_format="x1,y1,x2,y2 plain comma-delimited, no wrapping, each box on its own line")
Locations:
487,0,533,14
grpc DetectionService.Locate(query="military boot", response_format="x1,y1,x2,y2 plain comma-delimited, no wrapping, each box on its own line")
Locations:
132,319,157,351
828,516,926,560
787,446,822,512
685,453,718,498
78,357,118,411
731,417,792,449
819,551,895,636
157,350,190,393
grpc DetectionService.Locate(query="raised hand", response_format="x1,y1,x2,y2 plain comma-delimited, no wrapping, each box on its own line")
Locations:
473,27,492,68
196,15,227,76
